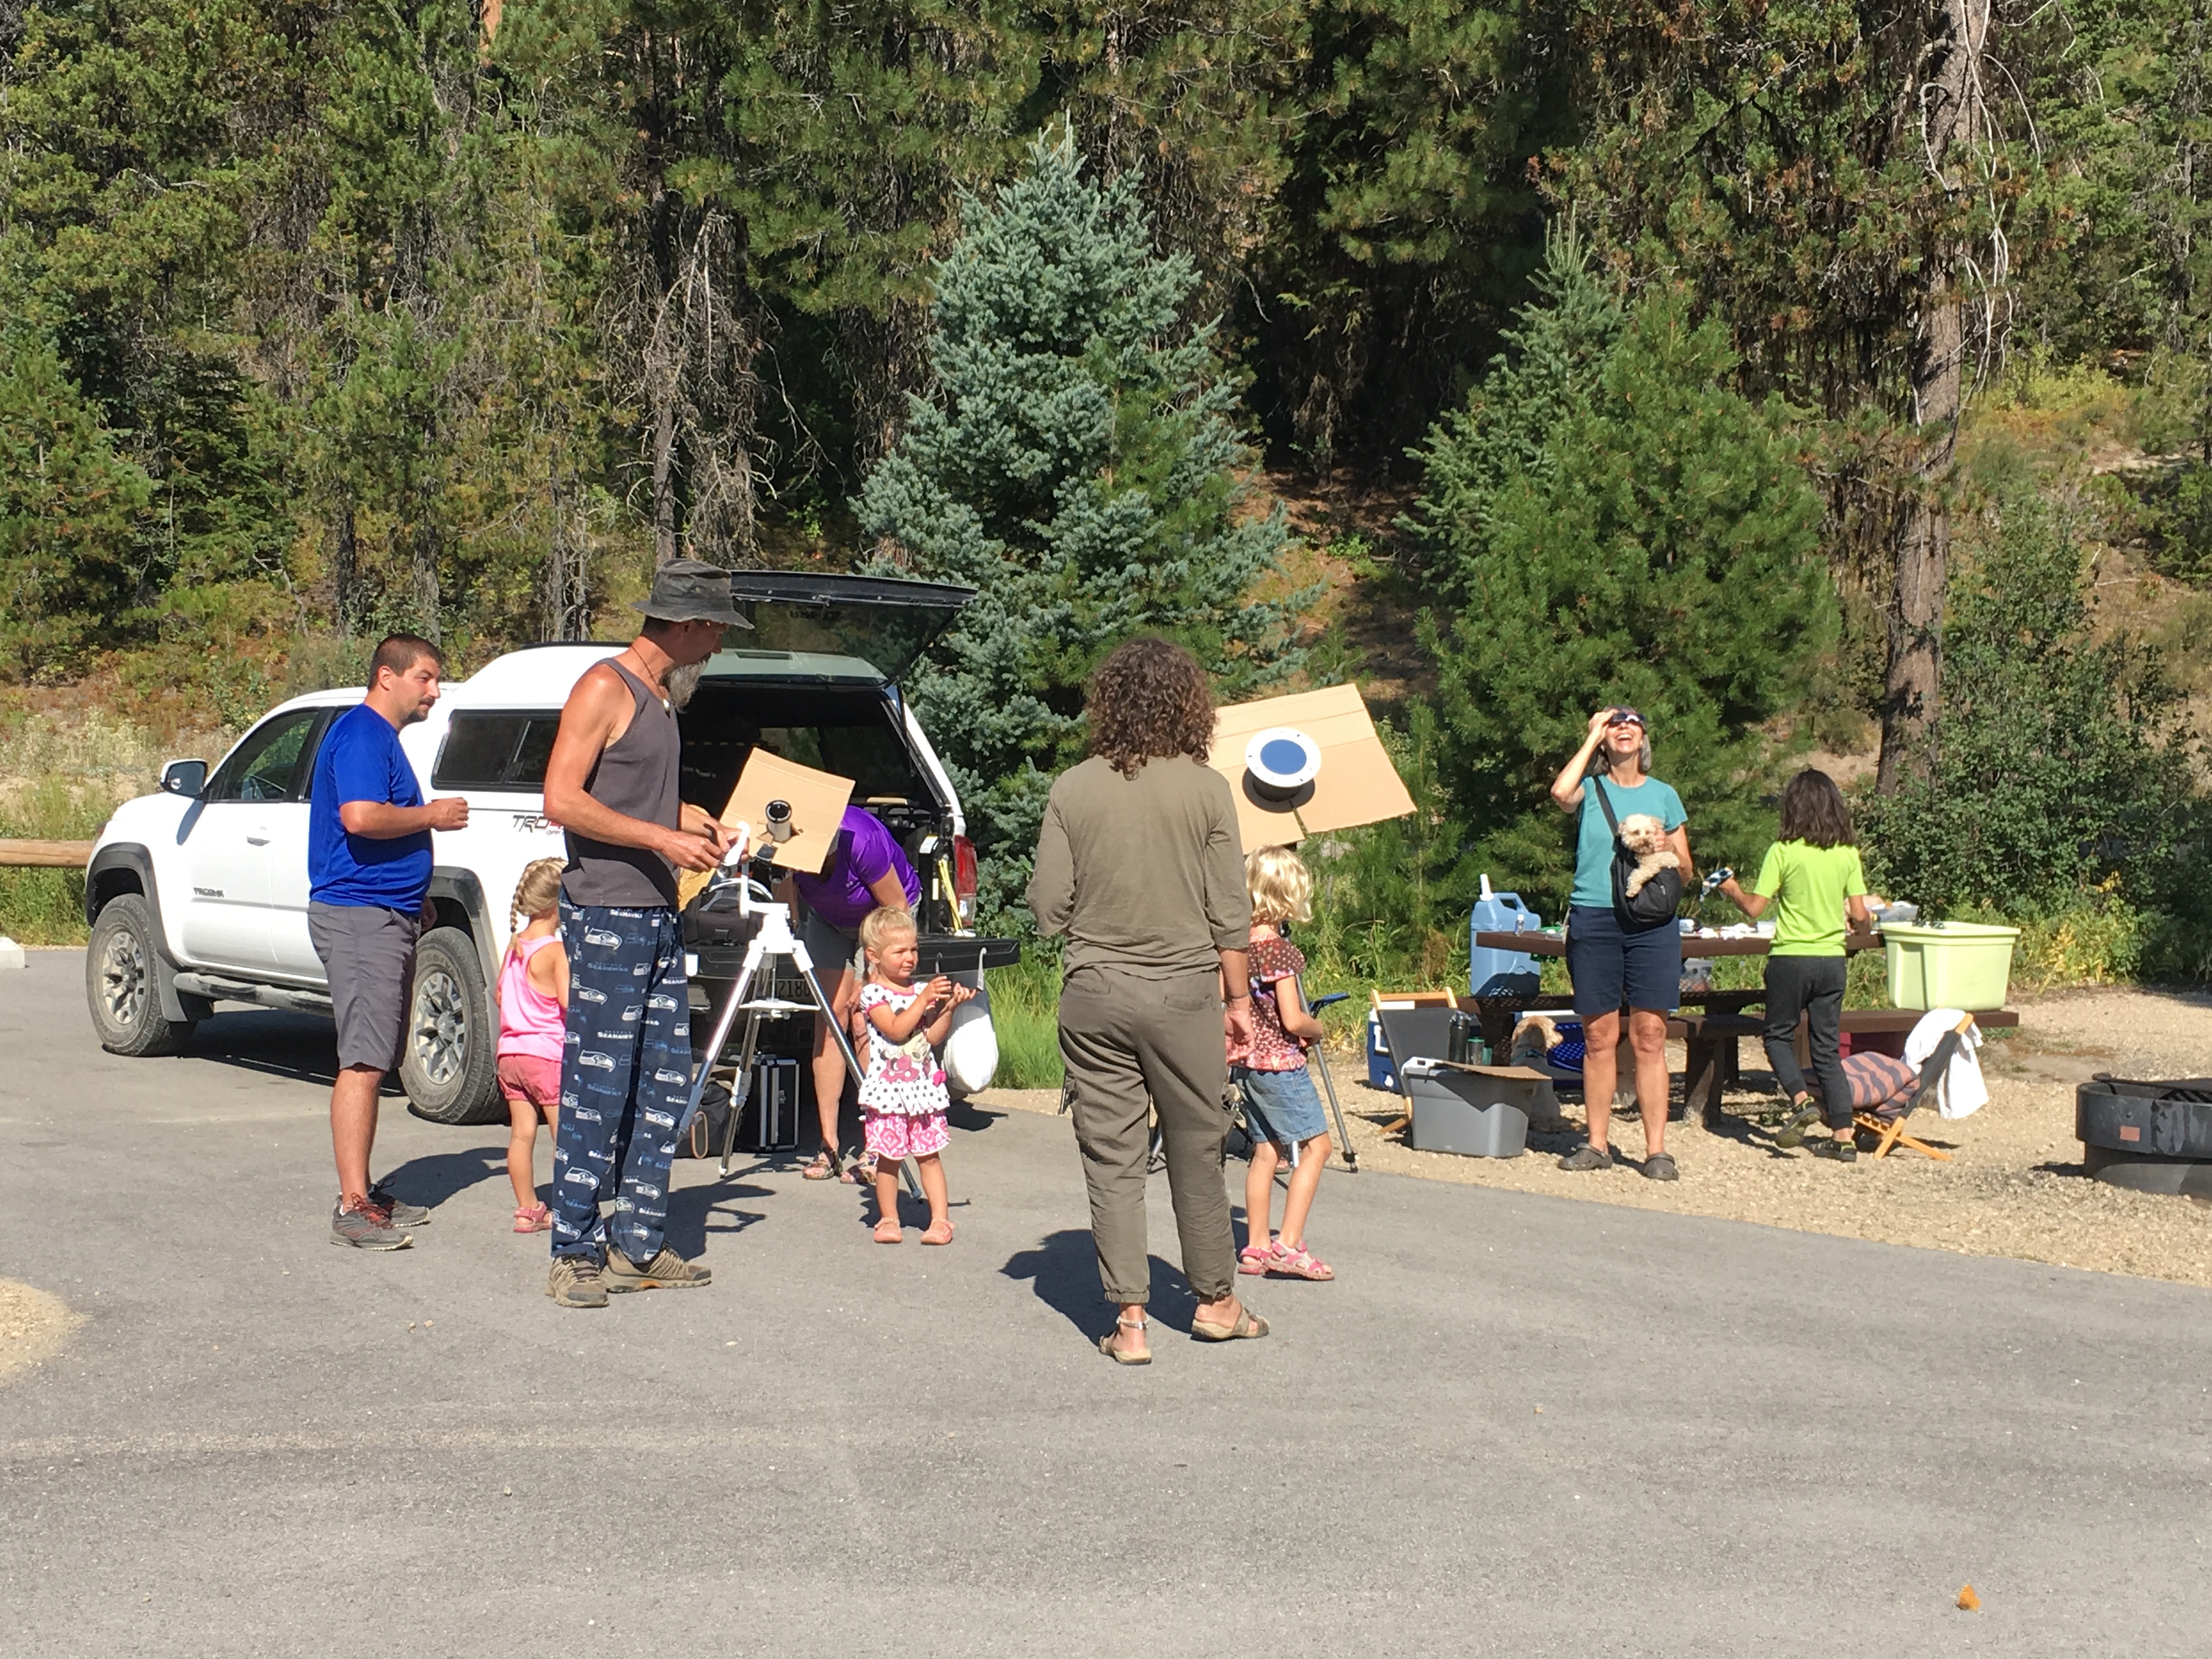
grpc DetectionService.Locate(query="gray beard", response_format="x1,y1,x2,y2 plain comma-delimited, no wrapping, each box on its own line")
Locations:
664,661,704,711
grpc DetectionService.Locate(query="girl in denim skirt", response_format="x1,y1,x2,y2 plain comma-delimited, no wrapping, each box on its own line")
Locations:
1230,847,1335,1281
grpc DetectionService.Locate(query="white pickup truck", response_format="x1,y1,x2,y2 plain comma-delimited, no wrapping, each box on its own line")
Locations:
81,573,982,1124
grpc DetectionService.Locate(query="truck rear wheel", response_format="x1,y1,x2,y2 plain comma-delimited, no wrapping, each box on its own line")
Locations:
399,926,504,1125
86,894,194,1057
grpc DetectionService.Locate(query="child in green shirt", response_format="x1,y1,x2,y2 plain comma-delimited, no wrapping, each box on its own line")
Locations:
1718,770,1871,1160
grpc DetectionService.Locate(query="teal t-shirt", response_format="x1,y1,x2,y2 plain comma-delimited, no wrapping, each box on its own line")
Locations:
1571,775,1688,910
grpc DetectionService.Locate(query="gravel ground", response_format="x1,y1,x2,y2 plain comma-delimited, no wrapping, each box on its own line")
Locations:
972,985,2212,1289
0,1279,83,1385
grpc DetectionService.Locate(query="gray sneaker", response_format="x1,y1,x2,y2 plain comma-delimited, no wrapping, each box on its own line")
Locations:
606,1246,711,1293
330,1199,411,1250
370,1184,431,1227
547,1255,609,1308
1558,1143,1615,1172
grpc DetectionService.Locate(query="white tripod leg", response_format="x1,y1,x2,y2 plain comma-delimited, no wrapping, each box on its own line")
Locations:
786,936,865,1086
682,928,771,1130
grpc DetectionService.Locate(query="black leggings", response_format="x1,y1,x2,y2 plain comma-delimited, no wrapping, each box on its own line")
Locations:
1762,955,1849,1128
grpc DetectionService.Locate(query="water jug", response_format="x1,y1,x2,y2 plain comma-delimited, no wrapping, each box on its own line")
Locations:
1468,874,1542,998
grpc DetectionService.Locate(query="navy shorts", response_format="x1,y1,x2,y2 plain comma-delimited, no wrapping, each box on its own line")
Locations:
1564,905,1681,1018
1235,1065,1329,1147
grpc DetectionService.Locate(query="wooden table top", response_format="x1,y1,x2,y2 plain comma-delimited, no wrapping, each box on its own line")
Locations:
1474,929,1883,960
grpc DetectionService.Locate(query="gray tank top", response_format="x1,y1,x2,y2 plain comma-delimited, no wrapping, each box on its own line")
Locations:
562,660,681,910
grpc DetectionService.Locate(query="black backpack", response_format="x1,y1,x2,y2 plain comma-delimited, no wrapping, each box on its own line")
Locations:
1592,777,1684,931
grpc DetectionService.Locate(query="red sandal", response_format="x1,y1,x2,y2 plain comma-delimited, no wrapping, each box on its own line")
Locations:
1237,1244,1273,1276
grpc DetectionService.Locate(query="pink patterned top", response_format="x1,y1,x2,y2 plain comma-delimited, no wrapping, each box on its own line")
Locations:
1240,930,1308,1073
497,933,566,1063
857,981,950,1116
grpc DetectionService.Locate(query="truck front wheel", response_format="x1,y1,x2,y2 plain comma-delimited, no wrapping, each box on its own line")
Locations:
86,895,194,1057
399,926,504,1125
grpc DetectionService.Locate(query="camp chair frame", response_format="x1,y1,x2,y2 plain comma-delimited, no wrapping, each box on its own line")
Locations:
1852,1012,1976,1161
1372,988,1463,1137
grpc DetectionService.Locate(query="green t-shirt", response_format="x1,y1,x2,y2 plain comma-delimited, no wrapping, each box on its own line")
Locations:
1751,839,1867,956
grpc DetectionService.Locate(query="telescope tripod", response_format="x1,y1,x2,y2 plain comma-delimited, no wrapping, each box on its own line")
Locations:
681,842,922,1198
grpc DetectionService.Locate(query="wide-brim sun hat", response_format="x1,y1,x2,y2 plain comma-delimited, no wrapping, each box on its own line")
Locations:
631,557,753,628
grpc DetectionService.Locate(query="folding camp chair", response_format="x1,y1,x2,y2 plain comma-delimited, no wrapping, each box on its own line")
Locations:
1852,1012,1977,1161
1370,989,1468,1138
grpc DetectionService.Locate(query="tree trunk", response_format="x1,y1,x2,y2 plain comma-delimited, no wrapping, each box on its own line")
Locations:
651,384,679,567
1876,0,1986,792
411,511,442,645
332,501,358,635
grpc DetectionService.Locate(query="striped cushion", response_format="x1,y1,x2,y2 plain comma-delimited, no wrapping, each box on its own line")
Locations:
1843,1051,1918,1113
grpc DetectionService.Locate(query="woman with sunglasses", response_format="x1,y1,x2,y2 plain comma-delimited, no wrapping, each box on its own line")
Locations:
1548,707,1694,1180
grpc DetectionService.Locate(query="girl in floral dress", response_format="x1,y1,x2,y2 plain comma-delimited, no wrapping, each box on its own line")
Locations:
855,906,974,1244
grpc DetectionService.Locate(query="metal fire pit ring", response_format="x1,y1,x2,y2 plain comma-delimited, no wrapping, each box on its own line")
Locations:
2075,1074,2212,1196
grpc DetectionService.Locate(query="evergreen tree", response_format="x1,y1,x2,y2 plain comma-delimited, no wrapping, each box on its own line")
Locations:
1413,233,1831,916
1858,492,2189,915
856,127,1303,921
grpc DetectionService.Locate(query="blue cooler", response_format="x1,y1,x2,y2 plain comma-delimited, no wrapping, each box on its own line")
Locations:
1469,874,1542,998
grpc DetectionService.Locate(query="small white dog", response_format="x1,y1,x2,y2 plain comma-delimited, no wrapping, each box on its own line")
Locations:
1616,813,1680,897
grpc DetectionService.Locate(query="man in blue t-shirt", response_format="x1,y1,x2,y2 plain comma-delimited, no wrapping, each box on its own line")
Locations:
308,634,470,1249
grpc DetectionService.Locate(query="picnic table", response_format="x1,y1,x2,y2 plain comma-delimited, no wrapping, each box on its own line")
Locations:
1462,926,1882,1049
1466,927,2015,1129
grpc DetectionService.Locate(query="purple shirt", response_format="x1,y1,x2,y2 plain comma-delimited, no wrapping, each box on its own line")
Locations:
793,806,921,929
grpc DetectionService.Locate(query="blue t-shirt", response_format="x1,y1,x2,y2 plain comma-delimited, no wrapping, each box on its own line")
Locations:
308,704,431,910
1570,775,1687,910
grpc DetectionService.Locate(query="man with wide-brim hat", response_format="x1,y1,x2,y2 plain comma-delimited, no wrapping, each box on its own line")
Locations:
537,558,747,1307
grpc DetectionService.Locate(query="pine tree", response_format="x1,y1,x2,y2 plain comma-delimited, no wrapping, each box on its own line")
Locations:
1413,233,1832,916
856,126,1304,921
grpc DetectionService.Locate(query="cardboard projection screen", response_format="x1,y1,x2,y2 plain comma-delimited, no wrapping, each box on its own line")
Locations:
714,749,856,876
1207,683,1417,850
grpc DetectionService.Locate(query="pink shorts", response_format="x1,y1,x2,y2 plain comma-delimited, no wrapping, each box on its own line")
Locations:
498,1053,562,1111
862,1109,950,1160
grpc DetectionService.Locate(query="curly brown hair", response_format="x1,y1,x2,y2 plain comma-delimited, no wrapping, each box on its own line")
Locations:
1087,637,1216,776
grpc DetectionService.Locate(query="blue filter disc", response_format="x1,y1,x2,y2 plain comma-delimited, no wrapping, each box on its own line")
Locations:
1245,727,1322,797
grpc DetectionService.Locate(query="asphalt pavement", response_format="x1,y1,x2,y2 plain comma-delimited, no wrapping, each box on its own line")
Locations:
2,947,2208,1657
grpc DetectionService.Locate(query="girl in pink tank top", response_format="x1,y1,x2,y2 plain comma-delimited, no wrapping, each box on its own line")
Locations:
499,860,571,1232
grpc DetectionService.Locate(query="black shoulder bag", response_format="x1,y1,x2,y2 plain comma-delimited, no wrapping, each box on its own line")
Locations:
1592,776,1684,930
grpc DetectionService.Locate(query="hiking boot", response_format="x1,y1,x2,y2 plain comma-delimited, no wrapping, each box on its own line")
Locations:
1643,1152,1680,1182
546,1255,609,1308
330,1199,411,1250
370,1183,431,1227
605,1246,711,1293
1812,1135,1858,1163
1558,1143,1615,1172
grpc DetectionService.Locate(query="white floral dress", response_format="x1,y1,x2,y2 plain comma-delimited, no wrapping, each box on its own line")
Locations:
857,981,951,1159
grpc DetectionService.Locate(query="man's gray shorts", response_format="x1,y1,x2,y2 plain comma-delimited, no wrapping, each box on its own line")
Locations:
307,902,423,1073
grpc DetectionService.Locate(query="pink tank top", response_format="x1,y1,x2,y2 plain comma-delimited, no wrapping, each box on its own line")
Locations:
498,933,566,1062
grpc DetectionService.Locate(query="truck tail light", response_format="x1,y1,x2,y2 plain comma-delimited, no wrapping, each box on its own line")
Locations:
953,836,978,925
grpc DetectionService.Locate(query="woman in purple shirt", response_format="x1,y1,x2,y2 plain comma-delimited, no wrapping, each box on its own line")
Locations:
782,804,921,1181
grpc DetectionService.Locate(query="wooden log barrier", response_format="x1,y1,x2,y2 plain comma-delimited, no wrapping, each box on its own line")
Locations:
0,840,97,868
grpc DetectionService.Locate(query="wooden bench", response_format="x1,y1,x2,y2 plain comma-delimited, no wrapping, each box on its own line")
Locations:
1679,1007,2019,1128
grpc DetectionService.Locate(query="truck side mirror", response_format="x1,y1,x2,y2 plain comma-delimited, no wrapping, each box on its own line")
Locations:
160,759,208,798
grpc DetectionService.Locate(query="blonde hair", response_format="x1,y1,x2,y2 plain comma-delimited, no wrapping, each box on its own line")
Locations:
1245,845,1313,925
858,905,918,957
510,859,566,931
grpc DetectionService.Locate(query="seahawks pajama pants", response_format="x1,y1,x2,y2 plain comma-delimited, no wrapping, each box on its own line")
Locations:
550,899,691,1265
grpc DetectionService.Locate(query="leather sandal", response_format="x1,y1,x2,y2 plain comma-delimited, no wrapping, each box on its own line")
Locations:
1190,1302,1269,1342
802,1151,838,1181
1099,1313,1151,1365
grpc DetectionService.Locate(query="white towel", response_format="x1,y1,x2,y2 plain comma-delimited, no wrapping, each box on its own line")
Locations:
1903,1007,1989,1120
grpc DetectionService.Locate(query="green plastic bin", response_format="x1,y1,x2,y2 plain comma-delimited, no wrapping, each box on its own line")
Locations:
1882,921,2021,1010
